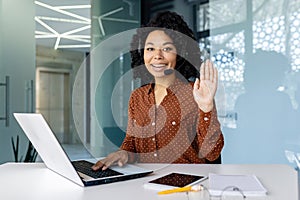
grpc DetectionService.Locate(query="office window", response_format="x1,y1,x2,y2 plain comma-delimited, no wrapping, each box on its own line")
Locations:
195,0,300,165
196,0,300,129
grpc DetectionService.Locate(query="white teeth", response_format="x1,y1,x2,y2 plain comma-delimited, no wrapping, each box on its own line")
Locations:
151,64,166,67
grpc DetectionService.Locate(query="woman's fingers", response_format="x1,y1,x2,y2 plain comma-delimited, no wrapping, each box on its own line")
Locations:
204,60,210,80
213,66,218,84
101,158,116,170
209,61,214,81
92,160,105,171
200,60,218,85
193,77,200,90
91,155,117,170
200,60,215,81
200,61,205,81
92,150,129,171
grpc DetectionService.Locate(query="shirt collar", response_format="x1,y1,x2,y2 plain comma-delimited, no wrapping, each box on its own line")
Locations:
146,78,189,95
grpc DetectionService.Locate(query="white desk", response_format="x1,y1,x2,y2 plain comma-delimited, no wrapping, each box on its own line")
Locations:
0,163,298,200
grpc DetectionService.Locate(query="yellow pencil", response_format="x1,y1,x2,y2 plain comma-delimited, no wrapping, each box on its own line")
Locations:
158,185,203,195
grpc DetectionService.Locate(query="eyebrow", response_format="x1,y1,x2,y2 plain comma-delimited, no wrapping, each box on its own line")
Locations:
145,42,175,46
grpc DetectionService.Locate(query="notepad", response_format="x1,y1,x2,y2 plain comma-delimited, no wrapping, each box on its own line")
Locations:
208,173,268,196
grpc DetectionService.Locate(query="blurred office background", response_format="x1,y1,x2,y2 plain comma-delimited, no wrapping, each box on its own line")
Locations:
0,0,300,169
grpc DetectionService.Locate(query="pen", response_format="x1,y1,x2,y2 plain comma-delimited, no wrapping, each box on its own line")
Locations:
157,185,203,195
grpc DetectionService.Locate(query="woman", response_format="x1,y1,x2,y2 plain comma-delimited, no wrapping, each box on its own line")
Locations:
93,11,224,171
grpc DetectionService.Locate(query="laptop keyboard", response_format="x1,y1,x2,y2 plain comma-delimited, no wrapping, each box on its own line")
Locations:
72,160,123,179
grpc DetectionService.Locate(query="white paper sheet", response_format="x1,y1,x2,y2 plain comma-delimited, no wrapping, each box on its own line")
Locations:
208,173,268,197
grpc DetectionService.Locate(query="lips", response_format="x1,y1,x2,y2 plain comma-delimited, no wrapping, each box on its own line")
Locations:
150,64,167,72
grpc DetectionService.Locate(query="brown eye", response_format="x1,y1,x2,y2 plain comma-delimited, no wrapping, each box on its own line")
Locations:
145,47,154,51
162,47,173,52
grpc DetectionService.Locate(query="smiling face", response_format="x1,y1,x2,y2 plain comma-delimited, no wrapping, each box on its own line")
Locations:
143,30,177,79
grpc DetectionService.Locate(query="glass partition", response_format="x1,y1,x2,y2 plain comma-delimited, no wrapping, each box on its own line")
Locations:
196,0,300,165
82,0,141,157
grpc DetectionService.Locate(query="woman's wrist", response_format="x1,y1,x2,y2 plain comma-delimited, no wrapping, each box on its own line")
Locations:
116,149,128,160
199,103,214,113
120,150,136,163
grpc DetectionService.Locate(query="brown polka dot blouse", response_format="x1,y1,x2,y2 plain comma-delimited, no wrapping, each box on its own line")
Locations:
120,78,224,164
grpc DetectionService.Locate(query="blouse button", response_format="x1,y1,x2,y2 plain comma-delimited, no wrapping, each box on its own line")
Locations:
172,121,176,125
154,153,157,157
152,122,155,126
204,117,209,121
152,138,155,141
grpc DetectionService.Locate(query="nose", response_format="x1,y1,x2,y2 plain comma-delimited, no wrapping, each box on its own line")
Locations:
154,49,163,59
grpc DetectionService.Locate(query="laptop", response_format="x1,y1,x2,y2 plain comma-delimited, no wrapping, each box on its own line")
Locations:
13,113,153,187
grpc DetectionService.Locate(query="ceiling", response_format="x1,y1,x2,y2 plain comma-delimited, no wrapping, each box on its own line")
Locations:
35,0,91,52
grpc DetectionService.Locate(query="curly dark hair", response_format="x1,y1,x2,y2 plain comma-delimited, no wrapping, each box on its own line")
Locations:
130,11,202,85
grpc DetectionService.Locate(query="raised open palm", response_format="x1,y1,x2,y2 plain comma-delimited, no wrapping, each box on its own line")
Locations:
193,60,218,112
